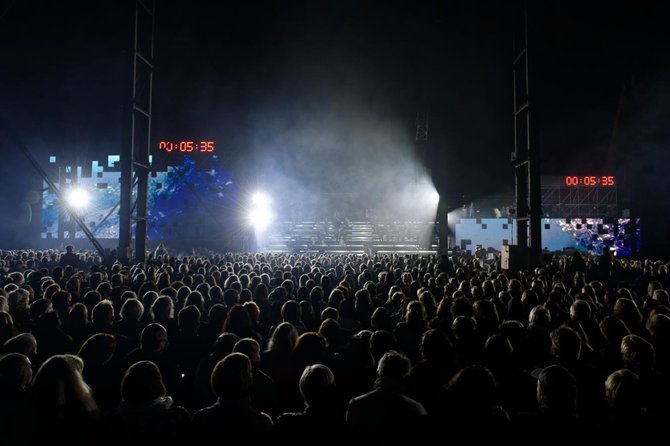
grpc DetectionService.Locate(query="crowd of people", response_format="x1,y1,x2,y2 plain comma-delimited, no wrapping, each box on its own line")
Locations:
0,246,669,443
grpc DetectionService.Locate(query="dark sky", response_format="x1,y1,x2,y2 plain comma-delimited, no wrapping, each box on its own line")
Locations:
0,0,669,245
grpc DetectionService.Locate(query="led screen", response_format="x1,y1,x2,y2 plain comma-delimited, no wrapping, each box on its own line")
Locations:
41,155,238,240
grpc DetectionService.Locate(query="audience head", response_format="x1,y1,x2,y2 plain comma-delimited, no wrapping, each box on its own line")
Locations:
536,364,577,414
267,322,298,354
605,369,641,411
140,323,168,352
121,360,167,404
421,328,454,363
293,332,328,365
120,298,144,322
621,334,655,373
3,332,37,358
529,305,551,326
600,315,630,343
321,306,339,322
281,300,302,324
369,330,396,365
614,298,642,326
233,337,262,364
31,354,98,415
376,350,410,382
213,332,241,357
0,352,32,390
77,333,116,365
91,300,114,326
211,352,253,399
299,364,336,408
550,326,582,362
178,305,201,332
151,296,174,320
447,365,497,410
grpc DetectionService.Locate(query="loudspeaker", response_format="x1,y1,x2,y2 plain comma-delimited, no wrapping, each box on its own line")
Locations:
501,245,524,271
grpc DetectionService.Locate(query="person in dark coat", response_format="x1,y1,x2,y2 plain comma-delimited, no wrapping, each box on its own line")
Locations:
110,360,190,446
0,353,32,441
275,364,346,442
347,351,426,443
191,353,273,441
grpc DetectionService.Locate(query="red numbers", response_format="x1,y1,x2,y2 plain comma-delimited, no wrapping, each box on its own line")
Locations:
198,141,214,152
565,175,615,186
178,142,194,152
159,140,214,153
159,141,174,152
163,142,174,152
565,176,579,186
583,176,596,186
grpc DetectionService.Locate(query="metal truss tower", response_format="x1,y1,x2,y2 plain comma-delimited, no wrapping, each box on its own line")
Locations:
415,111,430,180
512,4,541,268
119,0,155,263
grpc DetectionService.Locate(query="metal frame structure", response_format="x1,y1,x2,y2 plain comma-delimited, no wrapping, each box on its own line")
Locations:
414,111,430,181
512,4,541,268
541,184,618,218
414,111,440,251
119,0,155,263
415,112,429,144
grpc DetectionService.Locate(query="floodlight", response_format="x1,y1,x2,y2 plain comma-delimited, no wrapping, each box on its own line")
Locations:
248,208,275,231
65,187,90,210
429,190,440,205
251,192,271,206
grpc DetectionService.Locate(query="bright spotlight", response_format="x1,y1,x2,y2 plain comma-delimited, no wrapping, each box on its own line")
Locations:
248,208,275,231
429,190,440,205
65,187,90,210
251,192,271,206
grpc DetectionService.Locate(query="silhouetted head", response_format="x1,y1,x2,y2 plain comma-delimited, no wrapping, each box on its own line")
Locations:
421,329,454,363
299,364,336,408
536,364,576,414
78,333,116,366
140,323,168,352
0,352,32,390
605,369,641,411
621,334,655,373
447,365,497,410
211,352,253,399
121,360,167,404
233,337,262,364
377,350,410,381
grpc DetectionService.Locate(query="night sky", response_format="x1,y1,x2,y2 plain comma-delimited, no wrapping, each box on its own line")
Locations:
0,0,668,253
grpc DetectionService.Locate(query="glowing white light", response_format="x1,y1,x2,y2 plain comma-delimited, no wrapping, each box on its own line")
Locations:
251,192,271,206
65,187,90,210
248,208,275,231
429,190,440,205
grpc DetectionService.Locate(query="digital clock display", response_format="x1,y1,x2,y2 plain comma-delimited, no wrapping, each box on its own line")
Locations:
158,141,215,153
564,176,615,186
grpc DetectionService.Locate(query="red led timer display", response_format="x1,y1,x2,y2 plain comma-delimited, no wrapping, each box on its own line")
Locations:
158,141,215,153
564,176,615,186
